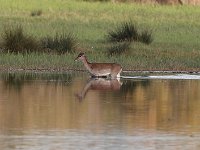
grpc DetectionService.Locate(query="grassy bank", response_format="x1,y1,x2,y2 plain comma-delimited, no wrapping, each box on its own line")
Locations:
0,50,199,72
0,0,200,71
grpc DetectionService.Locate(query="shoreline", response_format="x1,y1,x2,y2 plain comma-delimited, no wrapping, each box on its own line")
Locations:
0,68,199,74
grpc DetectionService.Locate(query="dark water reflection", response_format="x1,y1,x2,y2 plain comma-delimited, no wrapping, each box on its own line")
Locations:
0,72,200,150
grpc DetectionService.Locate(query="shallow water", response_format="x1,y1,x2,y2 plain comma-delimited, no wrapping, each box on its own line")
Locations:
0,72,200,150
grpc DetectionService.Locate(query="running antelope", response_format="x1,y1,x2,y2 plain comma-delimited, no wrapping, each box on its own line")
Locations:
75,52,122,78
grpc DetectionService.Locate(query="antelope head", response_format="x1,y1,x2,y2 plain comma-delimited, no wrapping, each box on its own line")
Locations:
75,52,85,61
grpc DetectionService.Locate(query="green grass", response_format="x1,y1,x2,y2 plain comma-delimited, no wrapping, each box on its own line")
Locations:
30,9,42,17
1,25,40,53
0,49,199,71
0,0,199,71
107,42,131,56
41,33,77,53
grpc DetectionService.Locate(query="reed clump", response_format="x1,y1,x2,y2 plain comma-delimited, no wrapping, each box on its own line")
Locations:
106,21,153,55
1,26,40,53
107,21,153,44
0,26,77,54
107,21,139,42
41,33,77,53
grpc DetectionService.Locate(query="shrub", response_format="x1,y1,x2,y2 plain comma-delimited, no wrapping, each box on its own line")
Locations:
31,10,42,17
107,21,139,42
106,21,153,55
1,26,39,53
41,33,77,53
107,21,153,44
108,42,131,56
139,30,153,44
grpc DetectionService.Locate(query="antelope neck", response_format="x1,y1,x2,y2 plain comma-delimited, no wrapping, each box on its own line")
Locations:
82,56,92,71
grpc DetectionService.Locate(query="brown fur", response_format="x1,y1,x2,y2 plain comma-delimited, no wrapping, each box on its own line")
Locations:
75,53,122,78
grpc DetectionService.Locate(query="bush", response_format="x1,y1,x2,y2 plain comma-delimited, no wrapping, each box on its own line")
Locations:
107,21,153,44
1,26,39,53
41,33,77,53
107,21,139,42
106,21,153,55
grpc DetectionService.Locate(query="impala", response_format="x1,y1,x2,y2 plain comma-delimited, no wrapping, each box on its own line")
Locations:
75,52,122,78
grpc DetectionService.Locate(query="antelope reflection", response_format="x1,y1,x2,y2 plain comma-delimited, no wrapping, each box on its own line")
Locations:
75,78,122,100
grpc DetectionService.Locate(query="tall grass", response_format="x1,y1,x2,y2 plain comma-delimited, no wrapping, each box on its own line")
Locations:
1,26,39,53
0,26,77,54
0,50,199,71
107,21,139,42
41,33,77,53
107,21,153,44
106,21,153,55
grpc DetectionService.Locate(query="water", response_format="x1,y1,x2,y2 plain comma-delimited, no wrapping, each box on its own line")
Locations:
0,72,200,150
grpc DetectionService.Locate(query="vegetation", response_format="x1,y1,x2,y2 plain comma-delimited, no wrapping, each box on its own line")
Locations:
41,33,77,53
0,0,199,71
0,49,199,72
107,21,139,42
31,9,42,17
0,26,77,54
106,21,153,55
1,26,39,53
107,21,153,44
83,0,110,2
108,42,131,56
79,0,189,5
139,30,153,45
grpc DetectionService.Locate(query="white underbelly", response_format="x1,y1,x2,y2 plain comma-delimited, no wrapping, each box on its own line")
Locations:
91,69,111,76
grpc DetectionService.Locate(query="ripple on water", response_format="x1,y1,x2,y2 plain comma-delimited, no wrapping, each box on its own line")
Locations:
0,130,200,150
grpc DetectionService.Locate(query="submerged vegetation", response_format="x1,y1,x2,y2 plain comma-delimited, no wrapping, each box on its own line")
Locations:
0,0,199,71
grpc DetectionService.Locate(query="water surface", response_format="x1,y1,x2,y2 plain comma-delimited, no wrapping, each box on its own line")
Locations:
0,72,200,150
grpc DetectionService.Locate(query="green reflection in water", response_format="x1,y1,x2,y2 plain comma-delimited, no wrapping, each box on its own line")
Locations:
0,72,76,91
